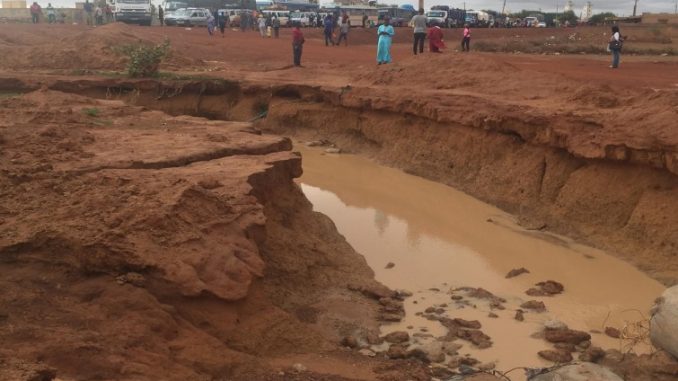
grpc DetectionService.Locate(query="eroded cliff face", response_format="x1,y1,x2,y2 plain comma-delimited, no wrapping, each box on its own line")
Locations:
0,89,400,381
257,60,678,286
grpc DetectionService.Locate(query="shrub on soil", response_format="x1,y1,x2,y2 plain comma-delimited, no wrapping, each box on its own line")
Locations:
118,39,171,78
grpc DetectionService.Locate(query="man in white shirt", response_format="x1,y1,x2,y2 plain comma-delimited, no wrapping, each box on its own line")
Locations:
411,8,427,55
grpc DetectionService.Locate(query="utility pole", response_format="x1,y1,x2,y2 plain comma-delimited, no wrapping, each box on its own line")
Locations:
633,0,638,17
501,0,506,15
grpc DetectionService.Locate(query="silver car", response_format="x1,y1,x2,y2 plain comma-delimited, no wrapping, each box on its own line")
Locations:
172,8,211,27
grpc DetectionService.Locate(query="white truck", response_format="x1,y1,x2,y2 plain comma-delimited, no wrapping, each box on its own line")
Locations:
108,0,153,26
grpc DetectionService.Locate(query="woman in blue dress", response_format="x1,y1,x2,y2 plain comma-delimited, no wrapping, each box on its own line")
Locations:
377,17,395,65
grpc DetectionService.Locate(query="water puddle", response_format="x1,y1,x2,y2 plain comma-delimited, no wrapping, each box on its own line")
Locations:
296,146,664,371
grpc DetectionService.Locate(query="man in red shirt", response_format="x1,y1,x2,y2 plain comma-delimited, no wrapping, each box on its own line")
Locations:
428,23,445,53
30,2,42,24
292,22,305,67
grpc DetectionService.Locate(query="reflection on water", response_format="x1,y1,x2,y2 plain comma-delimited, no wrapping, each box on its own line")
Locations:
297,146,665,370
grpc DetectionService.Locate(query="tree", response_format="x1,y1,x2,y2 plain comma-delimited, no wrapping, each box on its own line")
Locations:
558,10,578,25
588,12,616,25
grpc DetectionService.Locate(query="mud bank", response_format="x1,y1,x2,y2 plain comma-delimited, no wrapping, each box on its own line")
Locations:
0,89,431,381
258,81,678,287
7,74,675,286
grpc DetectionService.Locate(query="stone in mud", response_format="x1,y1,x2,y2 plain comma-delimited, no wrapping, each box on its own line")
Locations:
545,329,591,345
379,297,404,311
425,307,436,313
555,343,577,352
453,318,482,329
409,341,447,363
116,272,146,287
305,140,327,147
506,267,530,278
527,280,565,296
395,289,413,298
490,301,506,310
478,362,496,371
544,320,568,331
579,346,606,363
434,308,445,314
383,331,409,344
650,285,678,359
366,332,383,345
515,309,525,321
488,312,499,318
386,345,408,359
378,312,403,322
539,349,573,363
292,363,307,372
430,365,456,379
358,348,376,357
444,343,463,356
457,329,492,348
605,327,621,338
450,295,464,301
530,363,623,381
462,287,507,303
324,148,341,154
460,356,480,366
385,262,395,269
521,300,547,312
353,284,394,300
575,340,592,352
341,336,359,348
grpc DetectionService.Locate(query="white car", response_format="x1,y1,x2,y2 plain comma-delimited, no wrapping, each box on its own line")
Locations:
537,21,547,27
289,11,310,27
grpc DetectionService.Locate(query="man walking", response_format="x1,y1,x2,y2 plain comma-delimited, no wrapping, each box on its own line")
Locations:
46,3,56,23
337,17,349,46
158,5,164,26
324,14,335,46
272,15,280,38
411,8,426,55
83,0,93,26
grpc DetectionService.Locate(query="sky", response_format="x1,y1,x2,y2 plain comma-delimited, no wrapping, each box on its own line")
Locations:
6,0,678,15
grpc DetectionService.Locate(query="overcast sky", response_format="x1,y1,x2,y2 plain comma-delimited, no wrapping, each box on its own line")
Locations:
11,0,678,16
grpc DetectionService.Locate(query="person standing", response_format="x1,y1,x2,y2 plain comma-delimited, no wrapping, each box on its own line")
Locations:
362,12,368,28
83,0,93,26
272,15,280,38
46,3,56,23
324,14,335,46
30,2,42,24
292,22,305,67
158,5,164,26
104,3,112,23
218,11,226,37
461,23,471,52
207,12,216,36
258,16,266,37
609,25,623,69
428,22,445,52
337,18,349,46
377,16,394,65
411,8,426,55
94,4,103,26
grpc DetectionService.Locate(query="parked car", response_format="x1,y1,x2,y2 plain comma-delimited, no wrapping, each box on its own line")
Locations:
172,8,211,27
289,11,311,27
537,21,547,27
163,7,185,26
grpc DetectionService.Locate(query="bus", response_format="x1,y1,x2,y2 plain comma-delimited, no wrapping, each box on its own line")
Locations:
321,4,378,26
377,7,414,27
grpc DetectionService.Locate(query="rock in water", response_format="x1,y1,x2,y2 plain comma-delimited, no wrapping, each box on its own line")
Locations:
544,320,568,331
383,331,409,344
530,363,623,381
545,329,591,345
650,285,678,358
521,300,547,312
604,326,621,339
506,267,530,278
538,349,573,363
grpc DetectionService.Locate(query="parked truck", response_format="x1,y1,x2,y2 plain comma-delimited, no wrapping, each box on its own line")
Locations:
426,5,464,28
108,0,153,26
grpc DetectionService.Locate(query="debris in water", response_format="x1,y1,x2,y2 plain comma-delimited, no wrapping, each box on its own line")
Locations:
506,267,530,278
526,280,564,296
515,309,525,321
384,262,395,269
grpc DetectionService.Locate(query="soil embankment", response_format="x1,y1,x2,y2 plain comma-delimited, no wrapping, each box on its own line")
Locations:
0,89,431,380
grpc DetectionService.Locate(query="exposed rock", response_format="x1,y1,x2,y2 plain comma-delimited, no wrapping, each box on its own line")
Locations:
544,320,568,331
530,363,623,381
651,286,678,359
604,327,621,338
450,295,463,300
395,289,413,298
488,312,499,318
366,331,383,345
527,280,565,296
506,267,530,278
379,297,404,311
457,329,492,348
478,362,496,371
324,147,341,154
545,329,591,345
515,309,525,321
383,331,410,344
453,318,482,329
460,287,507,304
341,336,359,348
384,262,395,269
539,349,573,363
555,343,577,352
354,284,394,300
408,341,447,363
115,272,146,287
575,340,592,352
378,312,404,322
579,346,606,363
430,365,456,379
460,356,480,366
386,345,408,359
358,348,376,357
425,307,436,313
292,363,307,372
521,300,547,312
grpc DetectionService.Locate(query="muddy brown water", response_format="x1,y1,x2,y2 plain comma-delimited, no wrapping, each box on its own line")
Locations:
296,145,665,372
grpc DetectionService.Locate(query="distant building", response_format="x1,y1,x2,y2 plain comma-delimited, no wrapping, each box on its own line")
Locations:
642,13,678,24
1,0,27,8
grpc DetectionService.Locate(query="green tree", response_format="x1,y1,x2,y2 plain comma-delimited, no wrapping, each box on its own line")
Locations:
558,10,578,25
588,12,616,25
